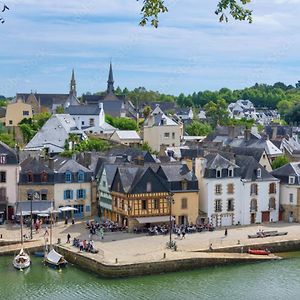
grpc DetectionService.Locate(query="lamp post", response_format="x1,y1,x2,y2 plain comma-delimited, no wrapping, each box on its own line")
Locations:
167,193,175,248
30,196,33,240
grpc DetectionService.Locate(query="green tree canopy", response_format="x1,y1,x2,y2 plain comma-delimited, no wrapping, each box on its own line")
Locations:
186,121,212,136
272,156,290,170
204,99,229,127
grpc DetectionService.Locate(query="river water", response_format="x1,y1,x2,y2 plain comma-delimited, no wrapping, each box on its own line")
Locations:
0,252,300,300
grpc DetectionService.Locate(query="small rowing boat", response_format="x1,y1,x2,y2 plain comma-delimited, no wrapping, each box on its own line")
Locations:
248,249,270,255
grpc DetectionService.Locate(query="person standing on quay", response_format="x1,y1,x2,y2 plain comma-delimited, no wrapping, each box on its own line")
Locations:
225,228,228,237
67,233,71,243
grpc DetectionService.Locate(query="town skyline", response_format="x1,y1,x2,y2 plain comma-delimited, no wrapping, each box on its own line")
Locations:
1,0,300,97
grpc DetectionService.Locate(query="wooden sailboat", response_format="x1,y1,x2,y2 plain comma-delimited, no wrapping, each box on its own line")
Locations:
44,209,67,269
13,210,31,270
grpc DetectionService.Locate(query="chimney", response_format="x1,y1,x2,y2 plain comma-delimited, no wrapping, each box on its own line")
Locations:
228,125,235,139
84,152,92,168
272,126,278,140
244,129,251,141
99,102,103,109
48,157,54,170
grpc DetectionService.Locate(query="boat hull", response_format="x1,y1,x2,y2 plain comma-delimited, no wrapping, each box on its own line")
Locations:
248,249,270,255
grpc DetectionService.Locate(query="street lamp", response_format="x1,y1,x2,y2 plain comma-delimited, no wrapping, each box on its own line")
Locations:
167,193,175,248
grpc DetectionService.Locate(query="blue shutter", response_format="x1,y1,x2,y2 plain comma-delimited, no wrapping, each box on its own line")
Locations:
64,190,67,200
76,189,79,199
85,205,90,212
83,189,86,199
70,190,73,199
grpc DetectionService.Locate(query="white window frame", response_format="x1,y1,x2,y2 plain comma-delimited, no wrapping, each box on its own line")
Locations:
289,176,295,184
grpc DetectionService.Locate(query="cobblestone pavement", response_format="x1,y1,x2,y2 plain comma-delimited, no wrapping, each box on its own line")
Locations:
1,222,299,264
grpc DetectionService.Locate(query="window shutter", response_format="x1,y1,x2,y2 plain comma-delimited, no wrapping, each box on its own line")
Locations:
70,190,73,199
76,189,79,199
83,189,86,199
64,190,66,200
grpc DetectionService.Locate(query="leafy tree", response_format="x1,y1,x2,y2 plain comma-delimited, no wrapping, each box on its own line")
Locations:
227,117,255,129
19,123,36,143
0,132,15,148
272,156,290,170
204,99,229,127
139,141,157,154
186,121,212,136
143,106,151,119
105,114,138,130
56,106,64,114
285,103,300,125
139,0,252,28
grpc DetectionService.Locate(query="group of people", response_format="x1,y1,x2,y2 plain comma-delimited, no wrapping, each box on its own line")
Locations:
65,216,75,225
72,237,98,253
147,225,169,235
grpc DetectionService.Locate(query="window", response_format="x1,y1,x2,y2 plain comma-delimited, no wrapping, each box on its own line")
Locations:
153,199,159,209
81,121,84,125
216,169,221,178
269,183,276,194
263,154,266,159
41,192,47,200
181,198,188,209
250,199,257,212
40,172,47,183
141,200,147,210
65,171,72,183
250,184,258,196
172,132,175,139
0,187,6,202
215,184,222,195
86,205,91,212
0,155,6,164
289,176,295,184
257,168,261,178
9,120,13,125
227,184,234,194
215,199,222,212
146,182,152,192
28,172,33,183
0,171,6,183
77,189,86,199
27,191,33,201
23,111,29,116
164,132,170,138
102,181,106,187
227,199,234,212
77,171,84,182
289,193,294,203
64,190,73,200
89,118,95,126
269,198,276,210
181,181,188,190
228,168,233,177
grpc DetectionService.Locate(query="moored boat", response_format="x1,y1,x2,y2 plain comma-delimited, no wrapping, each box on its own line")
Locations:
13,210,31,270
45,249,68,269
248,249,270,255
13,248,31,270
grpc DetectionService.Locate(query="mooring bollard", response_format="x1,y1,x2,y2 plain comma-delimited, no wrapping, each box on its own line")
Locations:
0,234,2,239
163,252,166,259
115,258,118,263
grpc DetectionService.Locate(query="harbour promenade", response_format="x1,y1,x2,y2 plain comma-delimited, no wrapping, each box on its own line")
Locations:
1,222,299,276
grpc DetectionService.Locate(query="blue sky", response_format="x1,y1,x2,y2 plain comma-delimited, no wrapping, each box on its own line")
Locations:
0,0,300,97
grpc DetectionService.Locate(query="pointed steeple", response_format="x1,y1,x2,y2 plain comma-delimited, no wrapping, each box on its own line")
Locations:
69,68,77,97
107,62,115,94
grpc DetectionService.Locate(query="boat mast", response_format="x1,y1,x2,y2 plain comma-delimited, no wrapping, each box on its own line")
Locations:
50,210,53,250
20,210,23,248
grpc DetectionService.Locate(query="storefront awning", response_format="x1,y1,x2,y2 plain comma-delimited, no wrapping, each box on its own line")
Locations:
136,216,175,224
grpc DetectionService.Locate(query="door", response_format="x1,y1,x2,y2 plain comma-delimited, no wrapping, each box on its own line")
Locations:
8,206,14,220
251,213,256,224
221,215,233,227
74,205,84,219
261,211,270,223
278,211,283,222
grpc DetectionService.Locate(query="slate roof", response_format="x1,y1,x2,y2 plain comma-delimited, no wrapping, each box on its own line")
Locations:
157,164,197,181
0,141,18,164
17,93,68,109
180,148,204,159
20,157,53,174
271,163,300,185
234,155,276,181
113,130,141,140
205,153,238,169
65,105,101,115
230,147,265,163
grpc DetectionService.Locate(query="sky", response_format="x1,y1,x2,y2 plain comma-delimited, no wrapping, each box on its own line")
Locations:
0,0,300,97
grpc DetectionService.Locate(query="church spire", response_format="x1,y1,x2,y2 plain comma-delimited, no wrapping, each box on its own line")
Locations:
69,68,77,97
107,62,114,94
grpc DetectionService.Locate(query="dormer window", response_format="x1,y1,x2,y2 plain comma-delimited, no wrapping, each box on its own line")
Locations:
257,168,261,179
65,171,72,183
216,169,221,178
28,172,33,183
41,172,48,183
289,176,295,184
146,182,152,192
0,155,6,164
228,168,233,177
181,181,188,190
78,171,84,183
